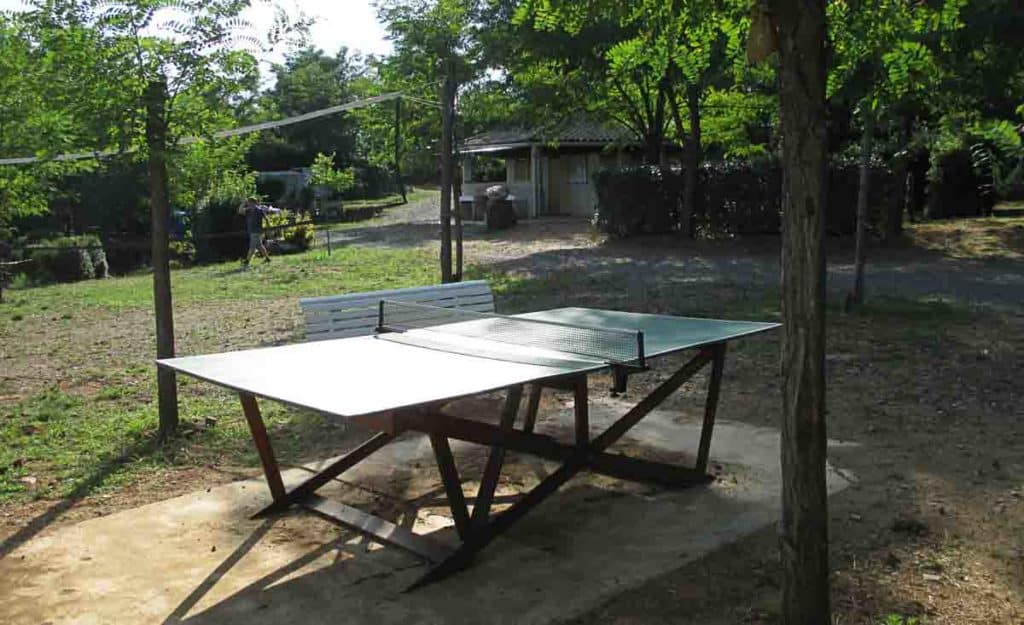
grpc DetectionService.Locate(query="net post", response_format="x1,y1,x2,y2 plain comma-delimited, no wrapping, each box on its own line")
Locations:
636,331,646,368
376,299,386,333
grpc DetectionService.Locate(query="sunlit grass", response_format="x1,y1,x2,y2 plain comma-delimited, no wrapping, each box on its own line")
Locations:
905,216,1024,260
0,244,439,318
0,233,980,504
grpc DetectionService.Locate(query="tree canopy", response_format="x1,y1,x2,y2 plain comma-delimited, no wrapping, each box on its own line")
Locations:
1,0,1022,235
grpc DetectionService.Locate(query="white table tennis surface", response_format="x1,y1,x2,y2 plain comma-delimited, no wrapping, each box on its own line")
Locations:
158,307,778,418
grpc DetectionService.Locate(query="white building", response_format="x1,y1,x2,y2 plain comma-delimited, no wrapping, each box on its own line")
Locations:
459,121,649,218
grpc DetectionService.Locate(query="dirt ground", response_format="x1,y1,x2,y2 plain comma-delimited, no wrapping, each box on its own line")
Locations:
2,210,1023,624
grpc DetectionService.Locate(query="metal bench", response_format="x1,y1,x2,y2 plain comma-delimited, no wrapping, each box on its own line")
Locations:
299,279,545,439
299,280,495,342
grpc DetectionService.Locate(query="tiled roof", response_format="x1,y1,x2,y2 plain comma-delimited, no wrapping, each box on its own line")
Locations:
462,119,635,150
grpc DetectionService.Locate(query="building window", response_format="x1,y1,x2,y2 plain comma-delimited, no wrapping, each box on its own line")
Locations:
511,157,531,183
567,155,588,184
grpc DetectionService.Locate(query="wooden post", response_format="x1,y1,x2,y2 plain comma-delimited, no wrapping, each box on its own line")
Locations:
770,0,832,623
146,78,179,439
395,97,406,203
439,69,455,283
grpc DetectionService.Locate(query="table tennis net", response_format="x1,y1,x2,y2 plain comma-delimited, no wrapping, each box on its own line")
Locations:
377,300,645,367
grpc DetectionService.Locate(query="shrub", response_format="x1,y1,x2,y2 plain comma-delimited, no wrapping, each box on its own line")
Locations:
194,196,247,261
827,158,901,236
169,240,196,265
25,235,107,283
256,177,287,203
928,148,995,218
698,159,781,236
593,166,682,237
594,159,902,238
264,209,314,253
350,164,396,200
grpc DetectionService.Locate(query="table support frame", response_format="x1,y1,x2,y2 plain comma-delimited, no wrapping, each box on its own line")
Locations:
236,343,728,590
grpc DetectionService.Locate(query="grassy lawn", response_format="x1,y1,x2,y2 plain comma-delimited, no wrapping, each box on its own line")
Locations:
905,215,1024,259
0,243,442,502
3,243,438,316
342,187,436,211
2,216,1022,623
0,241,977,505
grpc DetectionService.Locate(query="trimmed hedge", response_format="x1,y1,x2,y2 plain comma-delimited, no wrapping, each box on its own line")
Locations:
594,159,902,238
195,196,247,261
927,149,995,218
194,200,314,262
25,235,108,283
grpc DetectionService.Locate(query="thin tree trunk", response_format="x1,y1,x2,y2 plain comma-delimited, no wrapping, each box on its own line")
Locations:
145,78,178,439
886,115,913,241
453,133,463,282
682,83,702,238
848,106,874,309
771,0,832,623
439,72,455,283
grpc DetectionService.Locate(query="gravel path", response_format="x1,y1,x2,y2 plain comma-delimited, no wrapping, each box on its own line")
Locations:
328,200,1024,309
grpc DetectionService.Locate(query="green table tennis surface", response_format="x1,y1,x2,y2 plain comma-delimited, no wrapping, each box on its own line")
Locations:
158,307,779,418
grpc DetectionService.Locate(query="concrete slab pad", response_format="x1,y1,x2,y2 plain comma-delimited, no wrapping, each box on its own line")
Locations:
0,402,851,625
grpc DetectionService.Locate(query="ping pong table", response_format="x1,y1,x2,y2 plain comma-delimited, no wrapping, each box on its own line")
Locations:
158,303,779,589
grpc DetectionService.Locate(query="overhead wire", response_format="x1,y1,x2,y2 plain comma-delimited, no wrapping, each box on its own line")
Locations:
0,87,443,166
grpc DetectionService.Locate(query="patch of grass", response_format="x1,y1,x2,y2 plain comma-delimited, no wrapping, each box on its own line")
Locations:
879,615,919,625
835,295,973,342
906,216,1024,259
0,232,981,507
344,187,436,211
0,388,155,500
0,244,438,318
0,380,347,504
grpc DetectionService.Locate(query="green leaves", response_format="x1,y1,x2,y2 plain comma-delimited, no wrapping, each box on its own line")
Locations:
309,152,356,195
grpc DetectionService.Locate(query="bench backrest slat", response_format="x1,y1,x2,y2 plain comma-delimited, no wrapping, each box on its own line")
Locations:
300,280,495,342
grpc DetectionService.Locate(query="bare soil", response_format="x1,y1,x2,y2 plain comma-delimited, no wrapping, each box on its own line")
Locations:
3,210,1023,624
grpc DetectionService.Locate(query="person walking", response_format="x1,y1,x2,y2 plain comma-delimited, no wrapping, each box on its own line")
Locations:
241,196,281,267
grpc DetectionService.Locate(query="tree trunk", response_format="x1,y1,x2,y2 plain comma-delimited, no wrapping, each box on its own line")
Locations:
847,106,874,310
439,72,455,283
682,83,702,238
885,115,913,241
771,0,832,623
145,78,178,439
453,140,464,282
642,133,662,165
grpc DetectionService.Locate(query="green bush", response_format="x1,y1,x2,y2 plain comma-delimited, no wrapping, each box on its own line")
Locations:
255,177,287,203
25,235,107,283
928,148,995,217
593,166,682,237
699,159,782,236
594,159,901,238
169,240,196,265
194,196,247,262
264,209,314,253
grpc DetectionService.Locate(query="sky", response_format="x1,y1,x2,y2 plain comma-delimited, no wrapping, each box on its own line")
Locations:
0,0,393,63
250,1,393,60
